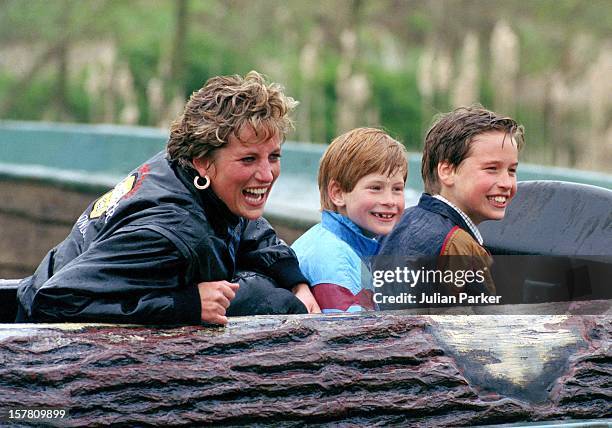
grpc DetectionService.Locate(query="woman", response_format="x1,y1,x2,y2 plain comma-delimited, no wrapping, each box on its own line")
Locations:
16,71,320,325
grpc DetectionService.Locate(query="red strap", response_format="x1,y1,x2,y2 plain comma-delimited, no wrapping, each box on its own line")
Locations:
312,283,375,311
440,226,460,256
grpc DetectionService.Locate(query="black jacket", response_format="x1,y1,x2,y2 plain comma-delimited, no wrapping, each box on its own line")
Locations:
16,151,308,324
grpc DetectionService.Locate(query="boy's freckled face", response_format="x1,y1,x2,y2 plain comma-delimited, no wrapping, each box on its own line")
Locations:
440,131,519,225
338,171,406,236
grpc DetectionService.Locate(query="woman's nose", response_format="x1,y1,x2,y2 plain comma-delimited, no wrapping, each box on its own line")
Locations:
255,161,274,182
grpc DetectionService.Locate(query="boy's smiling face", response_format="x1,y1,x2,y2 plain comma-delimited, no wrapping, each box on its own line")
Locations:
438,131,519,225
332,171,406,236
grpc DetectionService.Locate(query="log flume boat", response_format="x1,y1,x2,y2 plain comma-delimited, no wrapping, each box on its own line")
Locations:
1,181,610,427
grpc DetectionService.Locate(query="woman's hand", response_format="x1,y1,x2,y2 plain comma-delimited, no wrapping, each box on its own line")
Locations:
292,283,321,314
197,280,240,325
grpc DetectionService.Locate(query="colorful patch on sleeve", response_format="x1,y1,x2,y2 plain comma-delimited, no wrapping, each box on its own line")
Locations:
89,174,137,219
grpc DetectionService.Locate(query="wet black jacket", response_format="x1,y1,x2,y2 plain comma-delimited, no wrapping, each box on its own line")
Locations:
16,151,308,324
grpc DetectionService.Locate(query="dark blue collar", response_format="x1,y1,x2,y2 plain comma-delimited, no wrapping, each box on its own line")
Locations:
321,210,380,259
417,193,480,243
171,157,242,237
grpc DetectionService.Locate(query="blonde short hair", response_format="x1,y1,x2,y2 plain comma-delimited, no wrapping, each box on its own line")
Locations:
167,71,297,168
318,128,408,211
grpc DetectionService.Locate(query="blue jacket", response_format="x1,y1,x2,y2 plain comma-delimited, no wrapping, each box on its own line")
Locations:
378,193,479,257
374,193,493,309
292,211,379,313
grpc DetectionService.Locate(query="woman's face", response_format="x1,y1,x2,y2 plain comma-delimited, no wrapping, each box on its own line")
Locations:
194,125,281,220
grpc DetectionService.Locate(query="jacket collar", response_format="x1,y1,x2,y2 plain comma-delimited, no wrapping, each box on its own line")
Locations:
170,156,242,236
418,193,481,244
321,210,380,259
433,194,483,245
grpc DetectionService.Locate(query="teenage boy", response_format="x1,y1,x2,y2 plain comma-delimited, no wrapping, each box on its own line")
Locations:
292,128,408,313
375,105,524,307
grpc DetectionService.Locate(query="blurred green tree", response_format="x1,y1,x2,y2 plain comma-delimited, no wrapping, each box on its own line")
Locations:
0,0,609,171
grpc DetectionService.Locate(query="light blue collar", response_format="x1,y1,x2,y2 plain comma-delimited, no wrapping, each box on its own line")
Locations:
321,210,380,259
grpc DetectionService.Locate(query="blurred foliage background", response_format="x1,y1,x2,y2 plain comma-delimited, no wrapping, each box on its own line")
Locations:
0,0,610,172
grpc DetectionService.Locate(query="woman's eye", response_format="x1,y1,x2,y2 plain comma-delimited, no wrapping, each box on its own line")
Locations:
509,168,517,175
241,157,256,163
369,186,381,191
270,154,281,162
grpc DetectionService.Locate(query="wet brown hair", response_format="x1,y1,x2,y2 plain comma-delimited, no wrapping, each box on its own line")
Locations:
421,105,525,194
167,71,297,168
319,128,408,211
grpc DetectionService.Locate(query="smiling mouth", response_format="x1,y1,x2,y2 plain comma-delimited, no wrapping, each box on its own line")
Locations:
243,187,268,204
488,195,509,206
371,212,396,221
